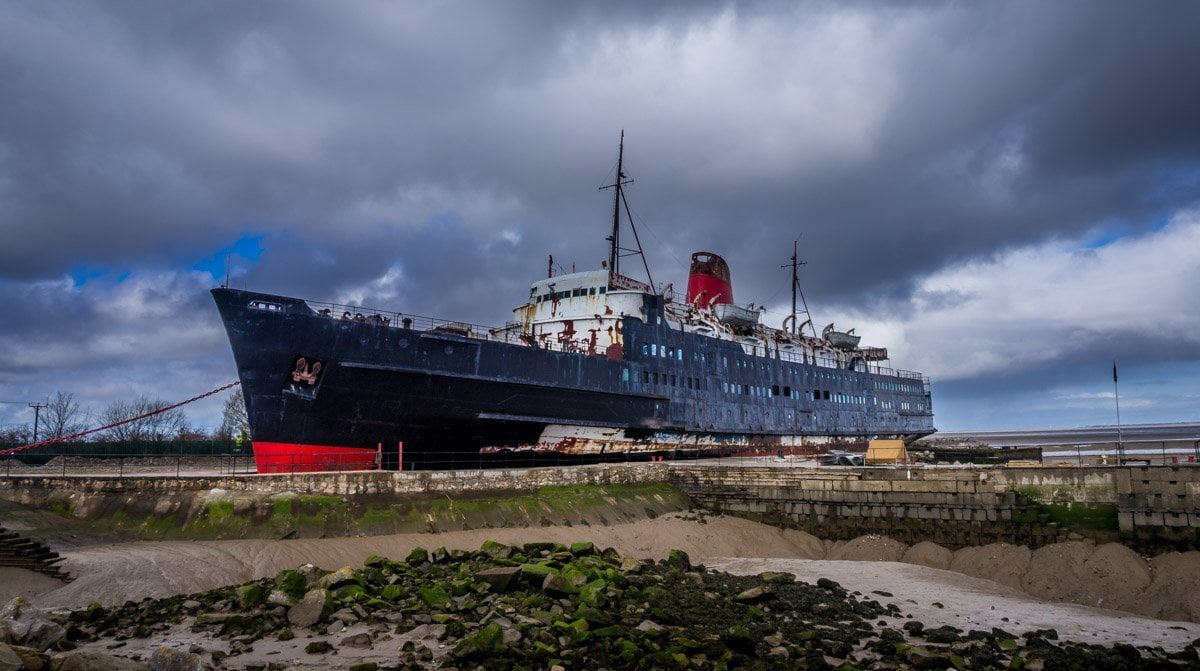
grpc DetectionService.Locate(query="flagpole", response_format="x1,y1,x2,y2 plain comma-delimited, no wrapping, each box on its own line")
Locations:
1113,360,1124,464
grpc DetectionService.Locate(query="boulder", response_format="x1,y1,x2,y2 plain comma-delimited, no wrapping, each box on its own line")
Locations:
480,540,514,559
541,574,571,595
405,547,429,565
287,588,332,628
146,647,203,671
314,566,360,590
50,651,149,671
0,598,65,652
0,643,24,671
7,645,46,671
475,567,520,592
666,549,691,571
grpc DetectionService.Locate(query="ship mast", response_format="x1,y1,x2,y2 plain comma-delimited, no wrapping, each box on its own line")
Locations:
600,131,654,291
782,239,814,337
605,131,627,282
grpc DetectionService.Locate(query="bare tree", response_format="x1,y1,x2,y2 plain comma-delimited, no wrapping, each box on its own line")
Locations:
218,389,250,440
99,395,187,443
44,391,88,439
0,424,32,446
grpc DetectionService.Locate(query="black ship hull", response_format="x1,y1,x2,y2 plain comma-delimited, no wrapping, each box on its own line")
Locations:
213,287,935,472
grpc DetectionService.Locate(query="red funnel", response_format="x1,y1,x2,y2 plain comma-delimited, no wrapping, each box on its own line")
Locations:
685,252,733,307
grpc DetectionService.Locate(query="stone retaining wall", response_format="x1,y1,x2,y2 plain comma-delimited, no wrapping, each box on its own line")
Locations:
1,462,1196,550
670,464,1200,551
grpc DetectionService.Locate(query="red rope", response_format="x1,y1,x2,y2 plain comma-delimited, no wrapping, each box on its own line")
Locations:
0,381,242,456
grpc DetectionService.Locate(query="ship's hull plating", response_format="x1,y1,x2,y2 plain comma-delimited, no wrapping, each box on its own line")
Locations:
213,288,935,471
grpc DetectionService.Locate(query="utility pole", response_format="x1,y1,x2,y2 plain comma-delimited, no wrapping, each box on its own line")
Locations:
29,402,46,443
1112,361,1124,464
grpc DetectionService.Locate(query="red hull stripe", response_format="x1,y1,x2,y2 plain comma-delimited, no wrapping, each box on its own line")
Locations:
252,441,377,474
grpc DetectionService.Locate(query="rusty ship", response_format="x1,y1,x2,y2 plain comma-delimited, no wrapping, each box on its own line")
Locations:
212,136,935,472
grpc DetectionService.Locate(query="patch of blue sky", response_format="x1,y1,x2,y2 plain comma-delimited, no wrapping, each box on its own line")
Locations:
193,234,265,279
1079,225,1129,249
68,265,114,287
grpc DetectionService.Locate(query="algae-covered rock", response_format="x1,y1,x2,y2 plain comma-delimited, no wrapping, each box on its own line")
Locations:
733,586,772,603
480,540,515,559
274,569,308,600
758,571,795,584
380,584,407,601
405,547,429,565
235,584,267,609
453,622,503,659
519,562,558,579
304,640,332,654
569,541,596,556
419,585,450,610
665,549,691,571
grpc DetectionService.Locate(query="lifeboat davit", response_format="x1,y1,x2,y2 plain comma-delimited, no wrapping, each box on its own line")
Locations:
685,252,733,307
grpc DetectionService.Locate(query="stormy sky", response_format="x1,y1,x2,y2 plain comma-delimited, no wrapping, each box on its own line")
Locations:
2,1,1198,435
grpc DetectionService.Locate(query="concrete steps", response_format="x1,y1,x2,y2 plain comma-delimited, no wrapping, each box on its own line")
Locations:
0,526,72,582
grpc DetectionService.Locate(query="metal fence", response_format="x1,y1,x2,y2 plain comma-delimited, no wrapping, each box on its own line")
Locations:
0,446,834,477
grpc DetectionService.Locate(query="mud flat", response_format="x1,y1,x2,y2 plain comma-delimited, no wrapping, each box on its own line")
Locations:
4,514,1200,650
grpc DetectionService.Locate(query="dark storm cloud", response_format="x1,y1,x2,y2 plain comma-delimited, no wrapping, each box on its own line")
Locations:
2,1,1199,430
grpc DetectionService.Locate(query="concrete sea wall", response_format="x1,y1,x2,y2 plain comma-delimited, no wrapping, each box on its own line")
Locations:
1,462,1196,550
671,464,1200,551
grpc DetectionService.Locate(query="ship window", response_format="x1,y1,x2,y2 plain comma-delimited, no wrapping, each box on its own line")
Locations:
823,390,830,400
589,287,596,295
772,385,780,396
622,368,629,382
650,344,657,356
677,349,683,361
599,287,606,294
671,375,676,386
653,372,660,385
642,371,650,384
642,343,649,356
783,386,791,397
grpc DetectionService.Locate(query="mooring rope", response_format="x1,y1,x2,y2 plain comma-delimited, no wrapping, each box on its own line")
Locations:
0,381,241,456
